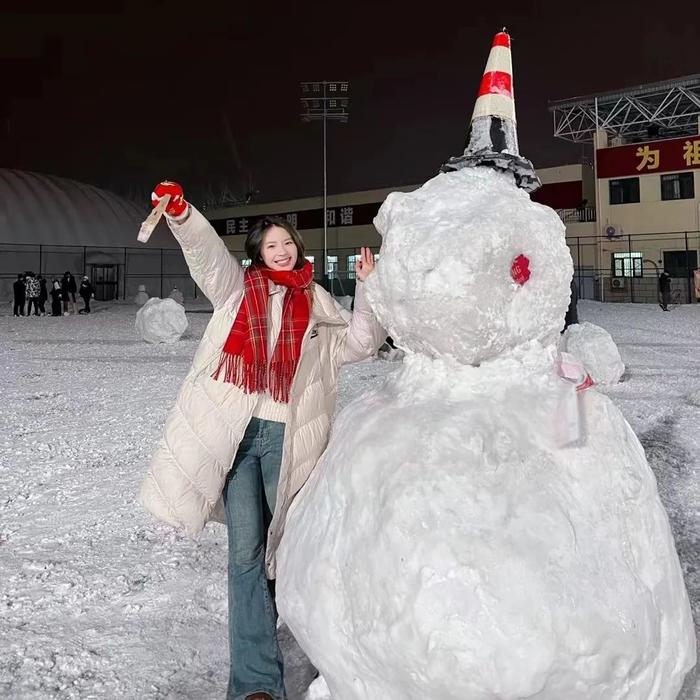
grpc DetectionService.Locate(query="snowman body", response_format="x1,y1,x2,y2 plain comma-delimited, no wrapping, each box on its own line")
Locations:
276,168,696,699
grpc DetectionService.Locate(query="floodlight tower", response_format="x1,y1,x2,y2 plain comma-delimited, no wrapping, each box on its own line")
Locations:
300,81,349,285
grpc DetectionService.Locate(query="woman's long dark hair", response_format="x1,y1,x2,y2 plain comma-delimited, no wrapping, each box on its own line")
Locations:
245,216,306,269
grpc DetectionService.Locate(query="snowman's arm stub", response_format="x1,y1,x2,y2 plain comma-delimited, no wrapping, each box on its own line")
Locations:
341,281,387,364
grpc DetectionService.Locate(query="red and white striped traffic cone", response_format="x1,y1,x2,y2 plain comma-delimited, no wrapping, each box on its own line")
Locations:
441,28,540,192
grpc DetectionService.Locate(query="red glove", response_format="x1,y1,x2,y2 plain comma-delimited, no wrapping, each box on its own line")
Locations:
151,181,188,217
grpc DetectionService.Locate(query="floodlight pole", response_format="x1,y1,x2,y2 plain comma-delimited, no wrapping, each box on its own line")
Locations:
300,81,349,289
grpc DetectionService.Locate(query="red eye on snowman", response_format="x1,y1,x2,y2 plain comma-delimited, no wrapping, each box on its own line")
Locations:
511,254,531,285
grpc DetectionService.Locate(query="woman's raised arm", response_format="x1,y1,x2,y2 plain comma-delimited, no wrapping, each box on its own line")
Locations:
151,181,243,309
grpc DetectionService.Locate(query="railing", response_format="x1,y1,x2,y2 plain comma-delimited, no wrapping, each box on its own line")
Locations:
568,230,700,303
556,207,596,223
2,233,699,305
0,243,379,302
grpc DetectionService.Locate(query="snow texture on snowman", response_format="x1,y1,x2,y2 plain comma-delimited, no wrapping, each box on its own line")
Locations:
277,29,696,700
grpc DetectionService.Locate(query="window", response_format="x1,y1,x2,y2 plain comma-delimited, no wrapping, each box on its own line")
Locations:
661,172,694,201
347,254,361,279
612,252,643,278
240,258,252,268
609,178,640,205
326,255,338,277
305,256,315,274
664,250,698,278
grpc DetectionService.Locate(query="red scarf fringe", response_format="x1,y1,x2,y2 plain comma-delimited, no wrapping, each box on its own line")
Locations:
212,262,313,403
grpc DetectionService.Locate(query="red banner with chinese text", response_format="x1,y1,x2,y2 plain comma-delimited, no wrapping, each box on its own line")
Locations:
597,135,700,179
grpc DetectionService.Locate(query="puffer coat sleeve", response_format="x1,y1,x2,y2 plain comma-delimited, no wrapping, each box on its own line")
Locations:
341,281,387,364
167,207,243,309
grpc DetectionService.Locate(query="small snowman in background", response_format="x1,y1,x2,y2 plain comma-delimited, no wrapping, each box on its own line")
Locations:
168,286,185,306
135,297,188,344
278,29,695,700
134,284,149,306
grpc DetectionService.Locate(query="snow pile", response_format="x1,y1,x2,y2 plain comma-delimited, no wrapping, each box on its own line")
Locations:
277,168,696,699
305,676,331,700
135,298,188,344
134,284,149,306
378,343,404,362
0,302,699,699
562,321,625,385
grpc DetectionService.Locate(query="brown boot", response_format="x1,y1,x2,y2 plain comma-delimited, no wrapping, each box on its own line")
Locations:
245,694,274,700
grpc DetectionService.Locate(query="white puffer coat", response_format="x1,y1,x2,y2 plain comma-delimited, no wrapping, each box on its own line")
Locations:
138,208,385,577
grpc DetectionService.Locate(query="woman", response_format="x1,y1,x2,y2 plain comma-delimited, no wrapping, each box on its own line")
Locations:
139,181,385,700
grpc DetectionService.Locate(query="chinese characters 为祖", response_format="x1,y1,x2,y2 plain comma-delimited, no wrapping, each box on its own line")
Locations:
635,145,660,171
683,140,700,167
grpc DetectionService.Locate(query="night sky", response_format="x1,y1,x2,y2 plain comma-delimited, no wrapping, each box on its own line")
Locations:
2,0,699,206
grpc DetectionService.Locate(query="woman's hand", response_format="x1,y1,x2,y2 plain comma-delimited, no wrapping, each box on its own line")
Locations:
355,247,376,282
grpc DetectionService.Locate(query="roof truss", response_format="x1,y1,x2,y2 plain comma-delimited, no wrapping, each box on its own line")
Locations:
549,75,700,143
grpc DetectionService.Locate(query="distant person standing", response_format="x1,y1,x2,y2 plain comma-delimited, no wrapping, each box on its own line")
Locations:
50,280,63,317
79,276,95,314
61,271,78,315
13,273,26,317
37,275,48,316
659,270,672,311
25,272,41,316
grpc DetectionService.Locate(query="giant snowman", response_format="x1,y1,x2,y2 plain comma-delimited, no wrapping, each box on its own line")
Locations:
277,30,696,699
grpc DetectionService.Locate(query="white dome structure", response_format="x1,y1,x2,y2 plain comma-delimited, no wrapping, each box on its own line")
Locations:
0,169,173,247
0,170,187,303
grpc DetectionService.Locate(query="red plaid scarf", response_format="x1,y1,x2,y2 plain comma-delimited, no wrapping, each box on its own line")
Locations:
212,262,314,403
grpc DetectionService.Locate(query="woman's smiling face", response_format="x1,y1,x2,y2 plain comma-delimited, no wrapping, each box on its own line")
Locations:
260,225,299,271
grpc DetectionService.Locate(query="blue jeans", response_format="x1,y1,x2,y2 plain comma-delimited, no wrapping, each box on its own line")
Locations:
223,417,287,700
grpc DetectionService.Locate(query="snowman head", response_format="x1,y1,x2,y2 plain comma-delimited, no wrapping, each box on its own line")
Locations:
364,167,573,365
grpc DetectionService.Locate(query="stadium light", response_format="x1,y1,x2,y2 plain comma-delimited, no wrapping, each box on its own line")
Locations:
300,81,350,286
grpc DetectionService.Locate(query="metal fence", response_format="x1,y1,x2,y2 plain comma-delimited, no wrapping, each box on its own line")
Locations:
568,230,700,304
0,243,198,303
0,243,376,302
2,232,699,305
556,206,597,223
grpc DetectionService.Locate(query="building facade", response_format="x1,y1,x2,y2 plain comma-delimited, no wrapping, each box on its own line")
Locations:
591,129,700,303
5,76,699,306
205,165,599,298
551,75,700,303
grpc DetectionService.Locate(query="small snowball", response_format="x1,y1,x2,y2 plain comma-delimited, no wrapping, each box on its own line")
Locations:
562,321,624,385
135,298,188,344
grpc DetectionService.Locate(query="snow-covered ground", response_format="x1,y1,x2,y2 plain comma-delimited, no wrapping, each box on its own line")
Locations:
0,300,698,699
